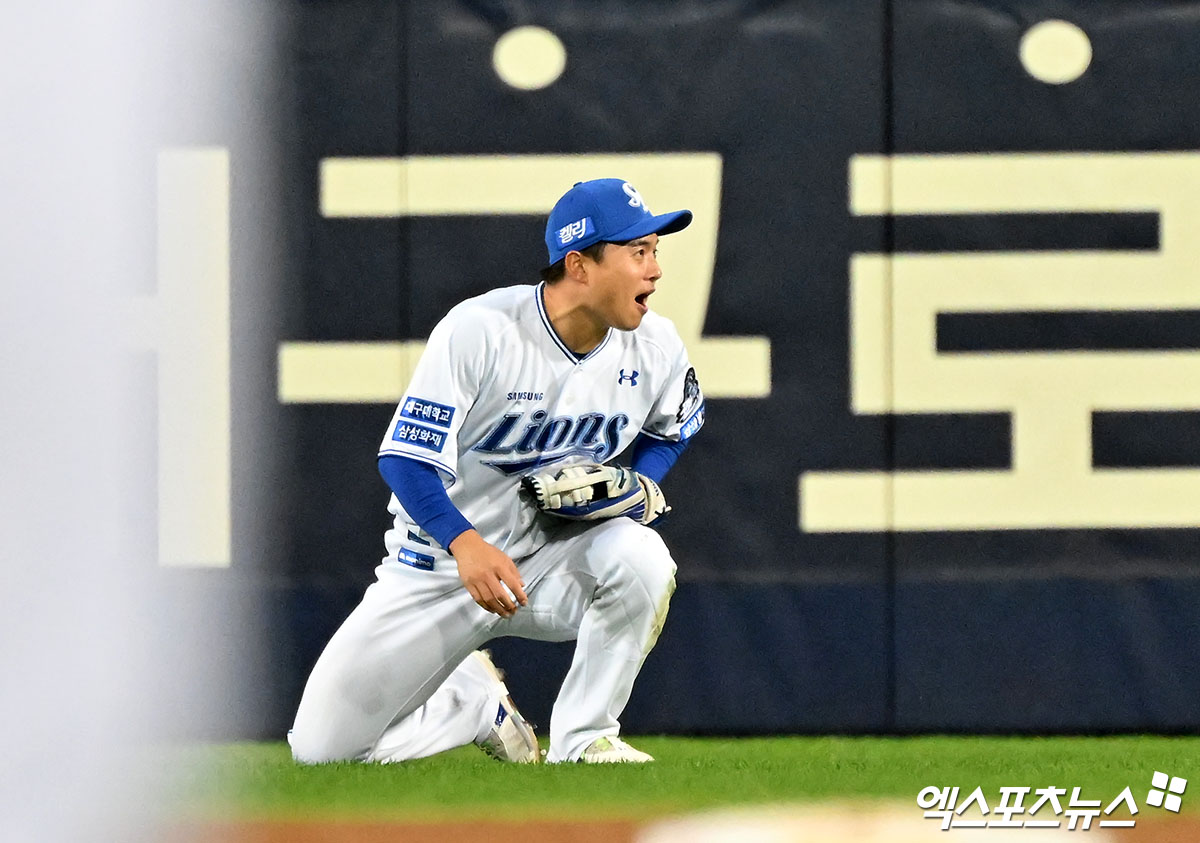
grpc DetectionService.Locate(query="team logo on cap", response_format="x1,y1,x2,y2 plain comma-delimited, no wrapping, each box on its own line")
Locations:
557,217,593,246
622,182,650,213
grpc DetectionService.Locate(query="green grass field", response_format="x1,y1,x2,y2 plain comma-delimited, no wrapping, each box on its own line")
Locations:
176,736,1200,821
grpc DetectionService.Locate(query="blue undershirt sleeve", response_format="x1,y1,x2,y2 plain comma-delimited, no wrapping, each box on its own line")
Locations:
377,454,473,549
630,434,690,485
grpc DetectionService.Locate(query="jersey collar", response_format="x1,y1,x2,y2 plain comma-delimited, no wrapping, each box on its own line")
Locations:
535,282,612,364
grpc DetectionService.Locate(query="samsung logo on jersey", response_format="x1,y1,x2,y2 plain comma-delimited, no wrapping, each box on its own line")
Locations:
507,391,545,401
472,409,629,475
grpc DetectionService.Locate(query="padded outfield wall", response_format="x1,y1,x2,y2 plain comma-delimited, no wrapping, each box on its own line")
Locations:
156,0,1200,738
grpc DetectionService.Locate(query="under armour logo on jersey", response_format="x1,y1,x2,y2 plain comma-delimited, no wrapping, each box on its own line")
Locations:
618,369,639,386
622,182,650,213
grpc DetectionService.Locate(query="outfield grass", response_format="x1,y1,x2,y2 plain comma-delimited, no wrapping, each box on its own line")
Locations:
174,736,1200,822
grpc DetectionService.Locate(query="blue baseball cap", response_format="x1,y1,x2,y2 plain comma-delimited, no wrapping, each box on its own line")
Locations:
544,178,693,266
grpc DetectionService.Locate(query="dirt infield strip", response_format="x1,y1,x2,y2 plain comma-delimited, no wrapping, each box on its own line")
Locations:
180,816,1200,842
181,820,638,843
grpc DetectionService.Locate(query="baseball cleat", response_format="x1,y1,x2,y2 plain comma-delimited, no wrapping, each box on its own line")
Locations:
471,650,540,763
579,736,654,764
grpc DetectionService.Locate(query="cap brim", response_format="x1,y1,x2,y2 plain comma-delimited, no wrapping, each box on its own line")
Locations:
610,209,693,243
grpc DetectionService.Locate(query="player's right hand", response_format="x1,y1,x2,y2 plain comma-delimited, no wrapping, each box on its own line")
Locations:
448,529,528,618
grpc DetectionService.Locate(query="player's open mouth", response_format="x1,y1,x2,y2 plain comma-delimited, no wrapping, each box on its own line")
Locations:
635,291,652,311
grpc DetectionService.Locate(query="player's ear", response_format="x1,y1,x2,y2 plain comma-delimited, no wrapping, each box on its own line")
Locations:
563,250,588,282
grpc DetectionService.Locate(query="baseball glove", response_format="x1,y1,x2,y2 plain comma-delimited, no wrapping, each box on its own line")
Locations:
521,462,671,526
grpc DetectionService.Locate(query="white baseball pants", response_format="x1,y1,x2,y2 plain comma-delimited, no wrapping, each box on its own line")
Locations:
288,517,676,764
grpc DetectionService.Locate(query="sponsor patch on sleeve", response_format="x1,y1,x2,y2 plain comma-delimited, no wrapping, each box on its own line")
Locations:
391,420,448,452
400,396,455,429
680,402,705,440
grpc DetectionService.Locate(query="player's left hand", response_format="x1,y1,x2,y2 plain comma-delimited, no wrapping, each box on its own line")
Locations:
521,462,672,527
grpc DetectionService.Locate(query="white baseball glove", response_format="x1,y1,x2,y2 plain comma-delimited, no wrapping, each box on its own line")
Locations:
520,462,671,526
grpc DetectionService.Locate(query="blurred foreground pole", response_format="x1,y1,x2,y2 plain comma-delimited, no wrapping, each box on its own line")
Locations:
0,2,274,838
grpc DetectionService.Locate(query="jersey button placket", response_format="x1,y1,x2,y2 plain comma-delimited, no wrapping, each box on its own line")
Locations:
563,364,584,406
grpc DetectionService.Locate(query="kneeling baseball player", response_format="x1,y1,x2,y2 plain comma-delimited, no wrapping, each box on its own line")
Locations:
289,178,705,764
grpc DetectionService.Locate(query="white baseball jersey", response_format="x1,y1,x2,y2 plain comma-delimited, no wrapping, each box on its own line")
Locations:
377,282,705,568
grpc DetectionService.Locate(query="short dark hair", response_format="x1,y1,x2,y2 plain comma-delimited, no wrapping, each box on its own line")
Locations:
540,241,608,283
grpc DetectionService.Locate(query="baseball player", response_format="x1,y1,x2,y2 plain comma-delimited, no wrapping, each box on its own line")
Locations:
289,178,705,765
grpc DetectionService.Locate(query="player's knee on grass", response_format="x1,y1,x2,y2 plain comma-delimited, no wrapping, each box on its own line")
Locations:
288,725,368,765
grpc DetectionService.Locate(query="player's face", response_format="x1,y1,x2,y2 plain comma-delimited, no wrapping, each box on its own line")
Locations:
585,234,662,331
